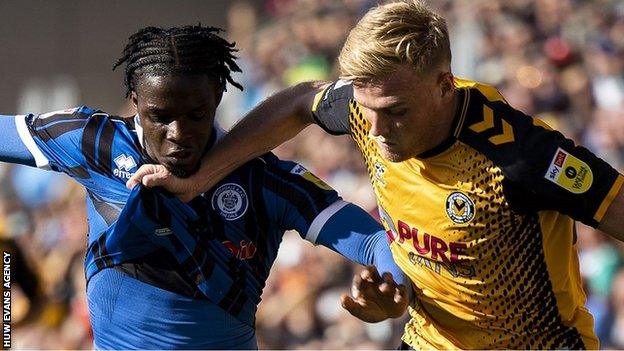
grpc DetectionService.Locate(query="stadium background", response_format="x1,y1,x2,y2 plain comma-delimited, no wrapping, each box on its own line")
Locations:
1,0,623,348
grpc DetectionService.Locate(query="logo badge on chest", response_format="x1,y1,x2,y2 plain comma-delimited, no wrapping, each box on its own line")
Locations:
211,183,249,221
445,192,475,224
373,161,386,186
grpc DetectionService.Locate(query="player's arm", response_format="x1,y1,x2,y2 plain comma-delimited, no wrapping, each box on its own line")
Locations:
127,80,353,200
311,200,411,322
0,115,39,167
263,157,409,322
597,184,624,239
458,92,624,238
0,108,93,174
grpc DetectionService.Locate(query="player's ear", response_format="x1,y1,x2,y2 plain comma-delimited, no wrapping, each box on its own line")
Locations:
131,91,138,110
439,72,454,99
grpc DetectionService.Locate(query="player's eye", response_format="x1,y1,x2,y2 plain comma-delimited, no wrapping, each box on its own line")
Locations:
149,114,173,124
387,108,408,118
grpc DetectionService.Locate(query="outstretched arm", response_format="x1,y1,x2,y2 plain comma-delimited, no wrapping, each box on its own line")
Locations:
127,81,325,199
0,115,37,166
313,202,411,322
262,157,410,322
598,185,624,239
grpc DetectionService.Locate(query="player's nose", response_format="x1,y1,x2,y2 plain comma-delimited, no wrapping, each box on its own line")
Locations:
368,112,391,139
166,120,194,145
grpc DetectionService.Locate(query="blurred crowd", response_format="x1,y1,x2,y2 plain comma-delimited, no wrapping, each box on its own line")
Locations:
4,0,624,349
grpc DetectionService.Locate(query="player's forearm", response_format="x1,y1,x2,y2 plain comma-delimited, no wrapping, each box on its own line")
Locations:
193,81,321,192
598,183,624,241
0,115,37,166
315,202,408,286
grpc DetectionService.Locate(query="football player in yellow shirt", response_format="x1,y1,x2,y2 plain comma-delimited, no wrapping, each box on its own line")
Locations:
128,0,624,349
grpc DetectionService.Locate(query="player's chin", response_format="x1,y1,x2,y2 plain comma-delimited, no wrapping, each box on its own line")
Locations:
378,147,410,163
163,160,200,179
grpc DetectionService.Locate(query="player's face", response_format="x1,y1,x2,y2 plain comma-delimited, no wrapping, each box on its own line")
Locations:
353,64,455,162
132,74,222,178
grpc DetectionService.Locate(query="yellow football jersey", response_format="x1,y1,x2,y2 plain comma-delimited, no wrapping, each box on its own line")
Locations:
311,78,624,349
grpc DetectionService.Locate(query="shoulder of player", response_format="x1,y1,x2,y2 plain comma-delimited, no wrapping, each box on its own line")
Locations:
311,80,354,125
312,80,354,111
453,82,559,172
255,152,304,176
30,106,132,132
255,153,333,190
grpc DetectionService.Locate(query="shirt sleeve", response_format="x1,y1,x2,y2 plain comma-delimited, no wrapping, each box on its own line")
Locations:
458,91,623,227
261,155,343,239
13,106,95,174
0,115,36,167
310,80,353,135
313,203,409,286
261,154,409,286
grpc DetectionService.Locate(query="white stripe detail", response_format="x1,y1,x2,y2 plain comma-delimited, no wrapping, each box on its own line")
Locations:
305,199,349,244
14,115,50,169
133,114,144,148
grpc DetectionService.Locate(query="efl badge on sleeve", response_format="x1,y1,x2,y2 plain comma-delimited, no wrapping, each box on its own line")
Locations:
290,164,333,191
544,148,593,194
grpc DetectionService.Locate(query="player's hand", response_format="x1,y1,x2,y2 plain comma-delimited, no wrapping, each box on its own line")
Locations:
126,164,200,202
340,266,409,323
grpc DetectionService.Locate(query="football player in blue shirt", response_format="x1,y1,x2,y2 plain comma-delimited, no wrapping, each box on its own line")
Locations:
0,25,408,349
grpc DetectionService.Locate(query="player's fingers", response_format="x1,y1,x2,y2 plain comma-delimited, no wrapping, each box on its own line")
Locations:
142,173,164,187
361,265,381,283
352,273,364,299
126,177,140,189
141,167,171,188
340,293,365,316
379,272,397,296
395,284,408,304
126,164,157,189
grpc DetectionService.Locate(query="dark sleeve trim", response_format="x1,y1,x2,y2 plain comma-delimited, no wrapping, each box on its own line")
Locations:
310,112,348,136
594,174,624,222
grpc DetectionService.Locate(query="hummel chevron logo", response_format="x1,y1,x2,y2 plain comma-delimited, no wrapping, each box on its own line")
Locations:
469,105,515,145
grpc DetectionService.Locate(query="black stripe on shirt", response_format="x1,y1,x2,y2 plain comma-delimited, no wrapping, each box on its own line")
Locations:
37,120,87,142
271,165,335,215
32,113,88,129
81,117,100,172
218,258,248,316
263,169,319,224
97,120,116,173
248,160,271,279
66,165,90,179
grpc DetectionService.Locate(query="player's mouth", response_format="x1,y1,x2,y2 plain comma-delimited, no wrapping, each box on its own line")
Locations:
162,152,200,178
167,148,193,160
163,148,198,169
376,138,398,149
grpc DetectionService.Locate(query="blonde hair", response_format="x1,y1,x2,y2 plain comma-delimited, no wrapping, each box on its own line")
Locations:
338,0,451,82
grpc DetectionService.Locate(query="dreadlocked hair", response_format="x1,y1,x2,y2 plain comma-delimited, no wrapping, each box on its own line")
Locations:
113,25,243,97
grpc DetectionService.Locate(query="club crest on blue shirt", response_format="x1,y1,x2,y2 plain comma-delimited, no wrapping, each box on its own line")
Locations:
211,183,248,221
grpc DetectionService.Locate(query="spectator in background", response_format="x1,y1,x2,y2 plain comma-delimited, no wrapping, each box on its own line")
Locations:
8,0,624,348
